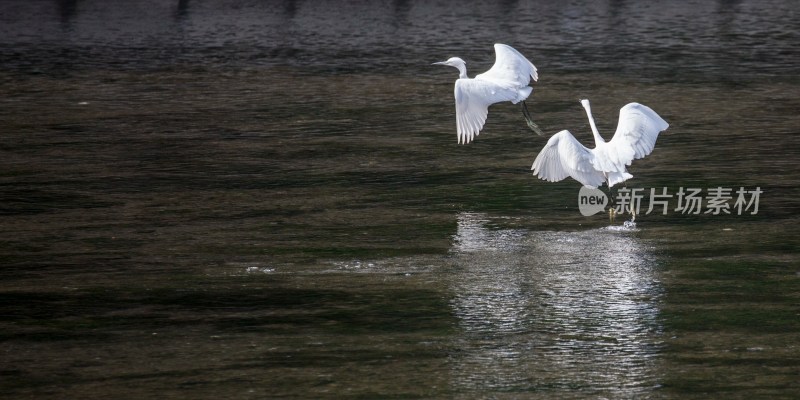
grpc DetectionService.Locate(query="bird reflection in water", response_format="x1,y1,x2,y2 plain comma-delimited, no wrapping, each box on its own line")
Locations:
447,212,663,395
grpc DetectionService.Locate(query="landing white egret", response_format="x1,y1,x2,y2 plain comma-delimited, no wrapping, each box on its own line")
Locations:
433,43,542,144
531,99,669,188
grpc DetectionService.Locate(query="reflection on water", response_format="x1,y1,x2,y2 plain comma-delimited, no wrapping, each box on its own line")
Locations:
448,212,662,395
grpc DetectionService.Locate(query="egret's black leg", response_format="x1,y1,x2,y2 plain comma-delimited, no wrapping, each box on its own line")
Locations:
604,181,617,223
521,101,544,136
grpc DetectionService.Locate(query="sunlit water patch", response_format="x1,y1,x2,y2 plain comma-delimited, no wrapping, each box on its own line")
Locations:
446,212,662,396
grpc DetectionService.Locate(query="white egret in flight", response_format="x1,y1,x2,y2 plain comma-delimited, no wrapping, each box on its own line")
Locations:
531,99,669,188
433,43,543,144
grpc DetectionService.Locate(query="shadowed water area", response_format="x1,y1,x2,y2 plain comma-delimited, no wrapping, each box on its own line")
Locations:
1,0,800,398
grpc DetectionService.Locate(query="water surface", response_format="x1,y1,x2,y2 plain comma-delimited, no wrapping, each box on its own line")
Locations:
1,0,799,398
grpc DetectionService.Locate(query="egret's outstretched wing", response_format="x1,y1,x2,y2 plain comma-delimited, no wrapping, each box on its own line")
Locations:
454,79,518,144
608,103,669,164
476,44,538,87
532,130,606,188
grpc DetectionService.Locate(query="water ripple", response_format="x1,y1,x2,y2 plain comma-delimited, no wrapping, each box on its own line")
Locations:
448,212,662,395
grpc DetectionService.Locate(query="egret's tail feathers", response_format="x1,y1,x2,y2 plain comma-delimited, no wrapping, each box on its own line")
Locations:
516,86,533,103
607,171,633,188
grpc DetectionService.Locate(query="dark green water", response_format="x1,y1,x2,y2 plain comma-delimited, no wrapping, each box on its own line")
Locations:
2,1,799,398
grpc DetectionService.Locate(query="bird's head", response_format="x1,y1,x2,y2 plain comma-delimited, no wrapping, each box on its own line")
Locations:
433,57,467,78
432,57,465,68
580,99,593,113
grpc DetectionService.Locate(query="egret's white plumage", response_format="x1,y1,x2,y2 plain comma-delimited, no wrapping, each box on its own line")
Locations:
434,44,539,144
532,99,669,188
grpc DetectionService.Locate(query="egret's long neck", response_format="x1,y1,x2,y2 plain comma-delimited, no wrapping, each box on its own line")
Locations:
455,63,468,79
582,101,604,146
